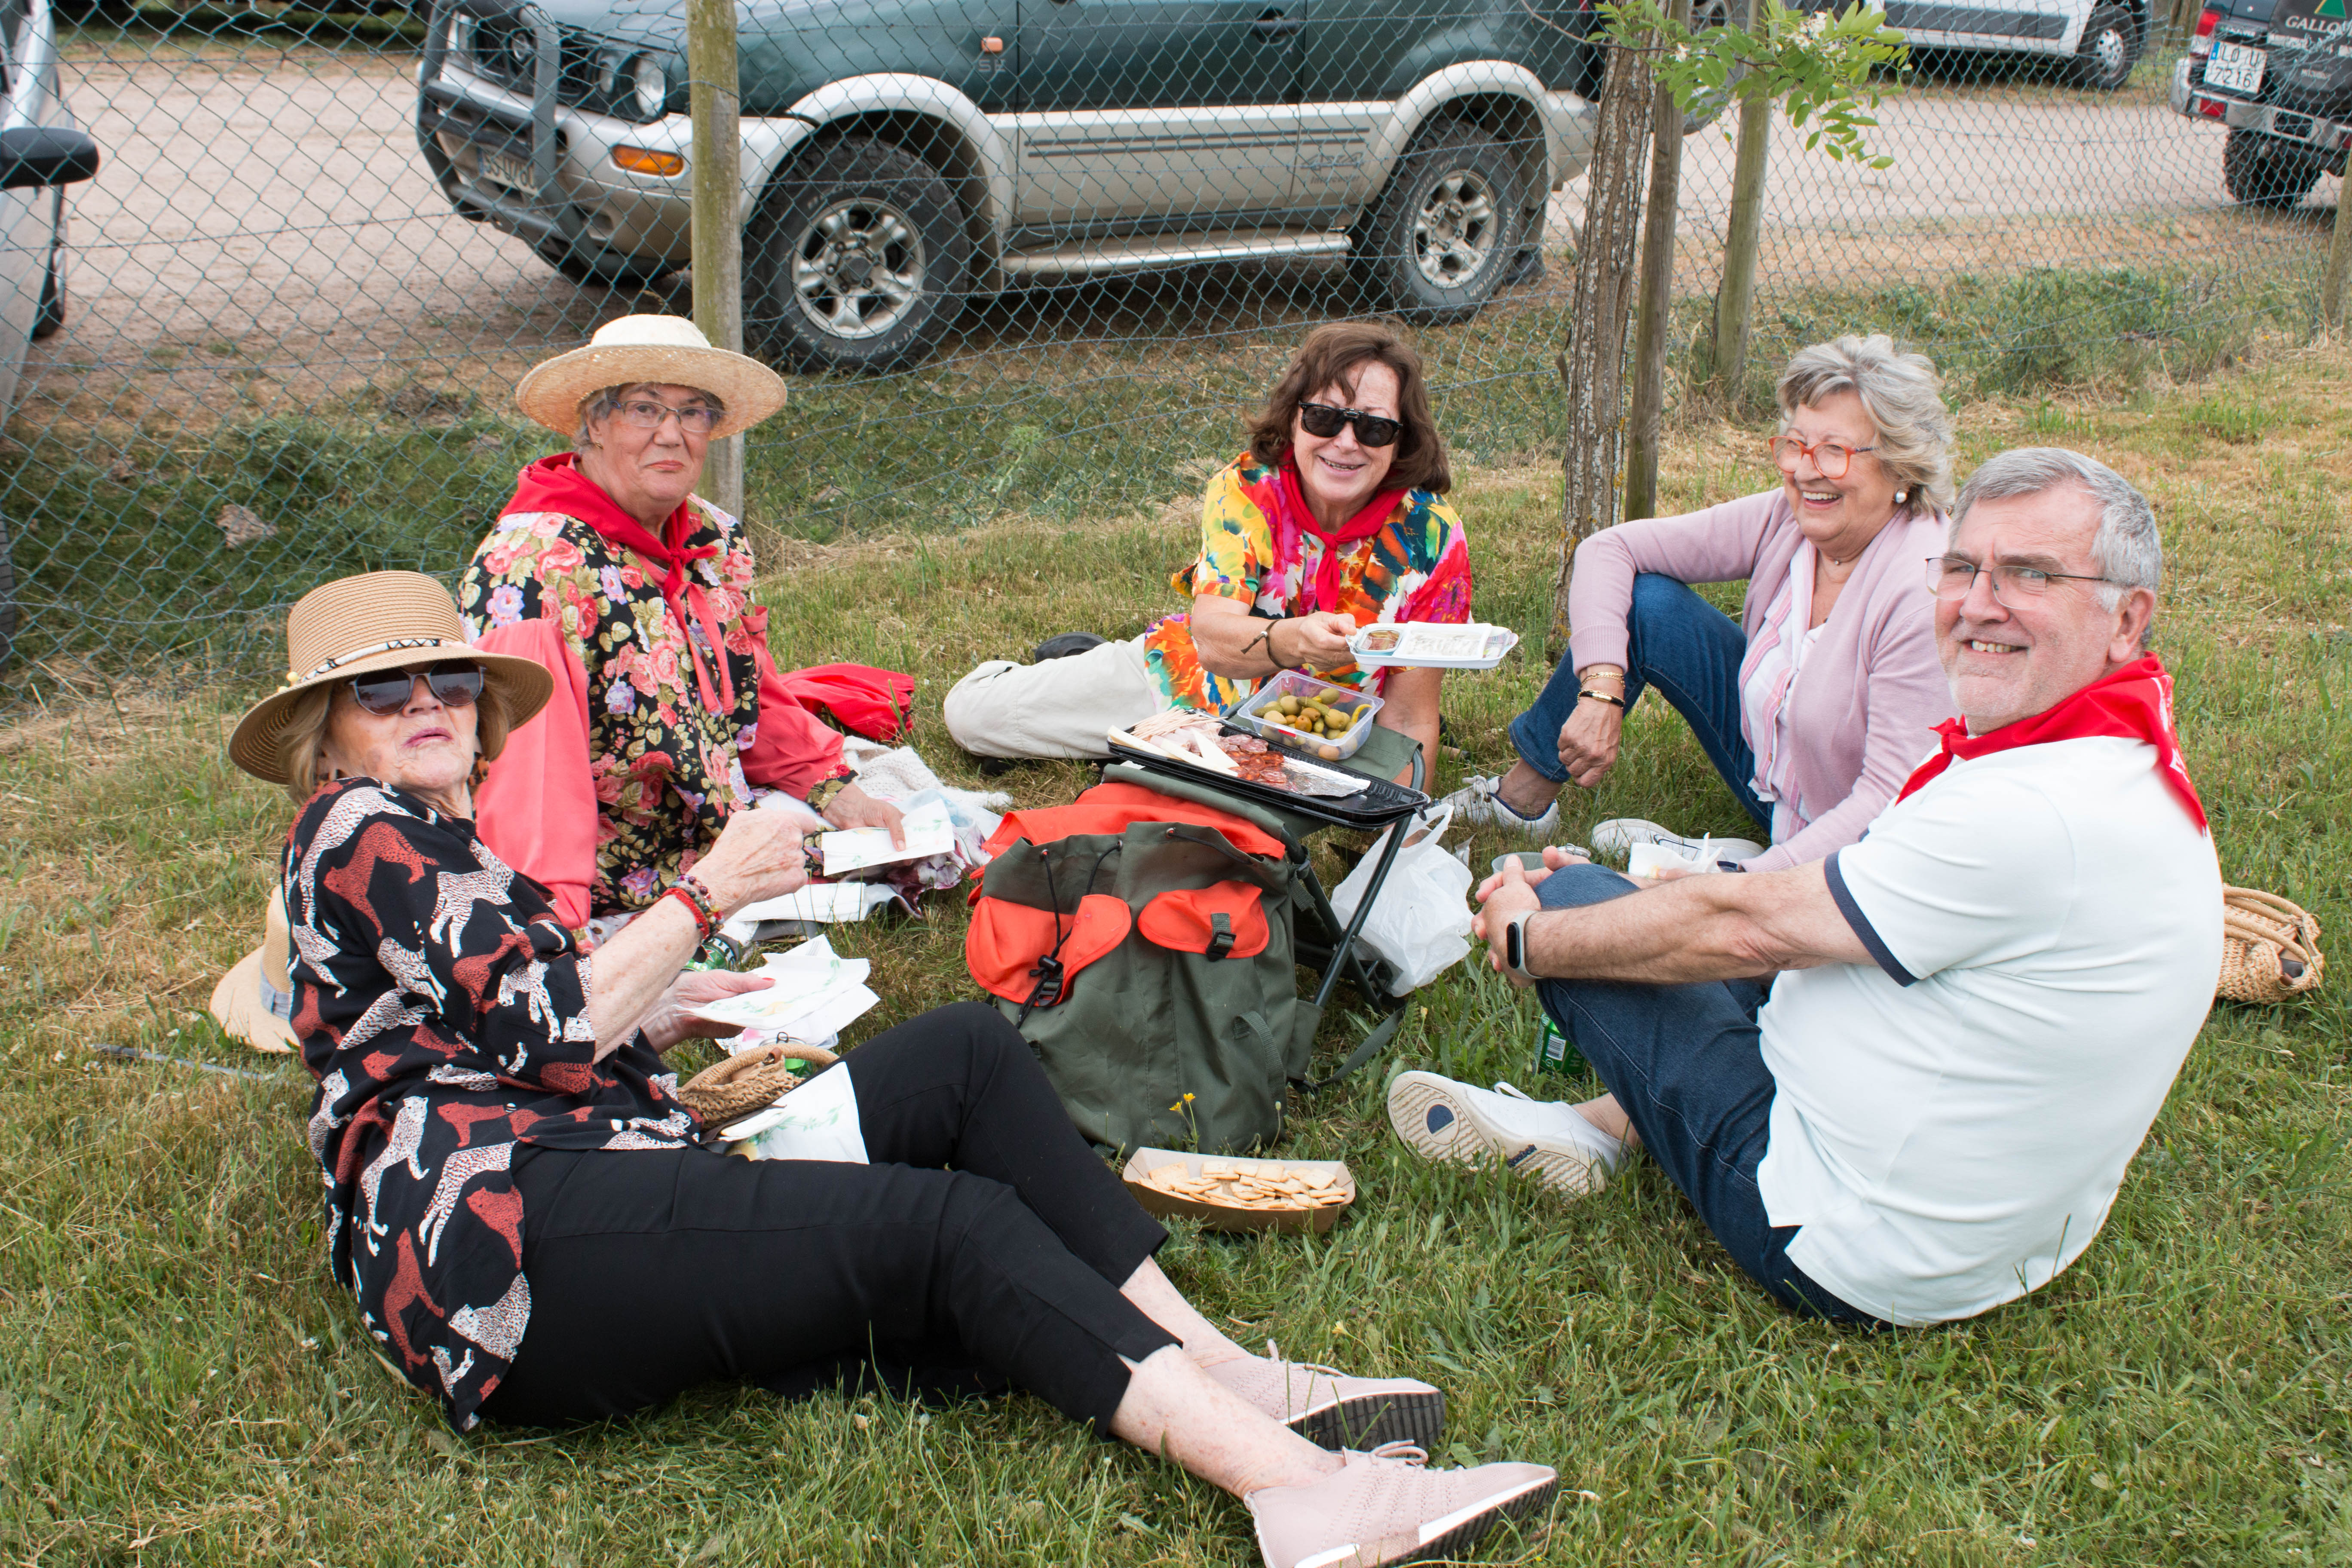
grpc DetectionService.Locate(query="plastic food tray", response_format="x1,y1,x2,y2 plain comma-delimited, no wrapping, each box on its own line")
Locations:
1226,669,1383,761
1346,622,1519,670
1106,729,1428,829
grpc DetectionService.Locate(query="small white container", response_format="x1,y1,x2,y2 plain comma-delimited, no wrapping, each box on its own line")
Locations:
1346,622,1519,670
1229,670,1382,761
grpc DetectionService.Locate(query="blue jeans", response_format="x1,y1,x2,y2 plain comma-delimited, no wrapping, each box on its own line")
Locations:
1507,574,1770,831
1534,863,1881,1324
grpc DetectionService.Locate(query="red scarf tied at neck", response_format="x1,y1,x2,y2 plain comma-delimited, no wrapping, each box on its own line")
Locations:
502,453,735,712
1895,654,2206,830
1271,457,1406,616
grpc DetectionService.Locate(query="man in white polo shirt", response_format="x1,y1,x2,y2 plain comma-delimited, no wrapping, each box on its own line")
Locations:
1389,448,2222,1325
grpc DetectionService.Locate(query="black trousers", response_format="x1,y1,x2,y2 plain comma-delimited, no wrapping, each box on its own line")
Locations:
481,1002,1176,1430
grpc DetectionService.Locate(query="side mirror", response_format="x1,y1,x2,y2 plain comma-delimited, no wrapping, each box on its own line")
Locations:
0,125,100,190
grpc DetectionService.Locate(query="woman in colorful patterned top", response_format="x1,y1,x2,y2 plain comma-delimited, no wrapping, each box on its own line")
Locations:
943,322,1471,771
456,315,904,936
231,573,1561,1566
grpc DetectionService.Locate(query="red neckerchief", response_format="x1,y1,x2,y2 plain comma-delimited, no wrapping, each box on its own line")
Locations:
1272,457,1406,615
503,454,732,711
1895,654,2206,830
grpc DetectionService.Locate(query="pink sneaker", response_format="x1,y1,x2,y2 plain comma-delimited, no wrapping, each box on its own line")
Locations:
1205,1343,1444,1451
1248,1442,1557,1568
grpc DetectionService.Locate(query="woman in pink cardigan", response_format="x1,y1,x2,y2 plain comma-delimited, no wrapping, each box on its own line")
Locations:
1446,336,1958,873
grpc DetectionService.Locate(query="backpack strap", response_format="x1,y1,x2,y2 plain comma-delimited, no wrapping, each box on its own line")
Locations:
1296,1003,1407,1093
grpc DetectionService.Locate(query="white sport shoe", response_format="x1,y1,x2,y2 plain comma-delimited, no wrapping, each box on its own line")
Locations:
1387,1072,1625,1200
1436,774,1559,839
1248,1441,1557,1568
1589,818,1764,867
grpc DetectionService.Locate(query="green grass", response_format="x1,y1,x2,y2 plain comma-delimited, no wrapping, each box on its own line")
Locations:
2,346,2347,1564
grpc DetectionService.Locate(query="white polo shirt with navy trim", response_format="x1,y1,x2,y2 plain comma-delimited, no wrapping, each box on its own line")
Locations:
1755,735,2222,1325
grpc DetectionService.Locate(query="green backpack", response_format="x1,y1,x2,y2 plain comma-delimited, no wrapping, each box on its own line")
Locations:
966,776,1391,1156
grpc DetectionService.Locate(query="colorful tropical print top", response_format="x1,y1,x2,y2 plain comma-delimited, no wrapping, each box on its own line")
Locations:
1141,453,1473,712
456,478,774,917
286,779,699,1432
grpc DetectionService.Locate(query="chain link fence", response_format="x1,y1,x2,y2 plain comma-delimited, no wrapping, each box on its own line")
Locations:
0,0,2337,687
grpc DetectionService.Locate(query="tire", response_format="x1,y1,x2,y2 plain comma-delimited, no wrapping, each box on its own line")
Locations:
1346,122,1530,325
2222,129,2323,209
533,235,677,289
2070,3,2139,92
746,135,971,374
30,244,62,341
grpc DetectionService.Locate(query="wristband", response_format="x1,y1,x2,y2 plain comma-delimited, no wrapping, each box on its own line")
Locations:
1578,688,1626,709
1264,616,1300,673
1502,910,1541,981
658,884,717,940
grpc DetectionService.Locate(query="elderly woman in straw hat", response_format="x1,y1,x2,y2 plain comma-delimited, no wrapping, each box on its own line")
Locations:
456,314,901,939
229,572,1557,1566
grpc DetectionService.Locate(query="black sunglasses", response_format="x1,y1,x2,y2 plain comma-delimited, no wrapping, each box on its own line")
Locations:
349,662,485,717
1297,402,1403,448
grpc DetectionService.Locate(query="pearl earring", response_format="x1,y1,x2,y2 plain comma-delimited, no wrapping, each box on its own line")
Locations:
1894,489,1907,503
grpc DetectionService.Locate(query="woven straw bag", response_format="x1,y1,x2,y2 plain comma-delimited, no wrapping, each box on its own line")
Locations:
2218,886,2324,1004
678,1040,840,1130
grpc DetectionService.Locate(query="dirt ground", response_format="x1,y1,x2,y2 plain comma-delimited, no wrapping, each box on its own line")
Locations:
14,38,2341,441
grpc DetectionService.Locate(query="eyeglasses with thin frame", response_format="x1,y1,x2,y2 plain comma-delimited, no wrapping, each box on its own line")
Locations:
610,397,723,435
1298,402,1403,448
1770,434,1876,480
348,662,485,717
1926,555,2128,608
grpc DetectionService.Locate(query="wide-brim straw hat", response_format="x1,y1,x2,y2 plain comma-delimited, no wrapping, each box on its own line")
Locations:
227,570,554,785
514,313,787,440
209,886,297,1053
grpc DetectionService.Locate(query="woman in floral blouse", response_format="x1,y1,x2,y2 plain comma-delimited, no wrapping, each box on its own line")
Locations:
943,321,1472,769
229,572,1558,1567
456,315,903,936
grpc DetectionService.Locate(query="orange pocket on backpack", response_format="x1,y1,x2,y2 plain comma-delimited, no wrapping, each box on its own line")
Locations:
1136,881,1269,961
966,893,1133,1006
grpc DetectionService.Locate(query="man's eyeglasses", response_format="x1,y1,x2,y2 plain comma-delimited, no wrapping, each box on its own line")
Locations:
349,662,485,716
611,398,723,435
1298,402,1403,448
1927,555,2125,607
1770,435,1876,480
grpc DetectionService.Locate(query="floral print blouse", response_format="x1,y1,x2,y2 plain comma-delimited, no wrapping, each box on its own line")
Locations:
1141,454,1473,712
287,779,698,1431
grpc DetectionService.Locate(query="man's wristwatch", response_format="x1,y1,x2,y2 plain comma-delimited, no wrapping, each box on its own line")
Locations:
1503,910,1541,981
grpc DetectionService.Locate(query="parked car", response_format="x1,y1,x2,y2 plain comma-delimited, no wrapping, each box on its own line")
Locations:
2172,0,2349,208
416,0,1719,371
1808,0,2150,91
0,0,101,668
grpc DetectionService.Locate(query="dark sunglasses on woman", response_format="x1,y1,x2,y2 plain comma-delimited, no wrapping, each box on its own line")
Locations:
349,662,485,716
1297,402,1403,448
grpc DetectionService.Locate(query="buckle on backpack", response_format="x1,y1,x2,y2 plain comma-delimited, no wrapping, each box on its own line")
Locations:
1205,913,1235,962
1025,953,1068,1008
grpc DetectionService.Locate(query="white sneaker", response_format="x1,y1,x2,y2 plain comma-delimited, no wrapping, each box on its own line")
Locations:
1386,1072,1624,1200
1589,818,1764,867
1436,774,1559,838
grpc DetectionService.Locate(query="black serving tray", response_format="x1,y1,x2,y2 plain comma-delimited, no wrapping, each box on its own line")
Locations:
1107,729,1429,830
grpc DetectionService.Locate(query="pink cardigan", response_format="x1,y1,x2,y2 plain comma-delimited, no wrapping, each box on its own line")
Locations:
1565,488,1955,873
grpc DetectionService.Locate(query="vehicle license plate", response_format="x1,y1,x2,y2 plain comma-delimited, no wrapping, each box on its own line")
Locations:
480,150,539,194
2205,41,2265,97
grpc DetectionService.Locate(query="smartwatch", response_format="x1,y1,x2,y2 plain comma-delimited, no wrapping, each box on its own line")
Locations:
1502,910,1540,982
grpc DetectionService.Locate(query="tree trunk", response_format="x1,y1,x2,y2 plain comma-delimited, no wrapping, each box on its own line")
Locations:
1549,27,1659,657
687,0,746,518
1623,0,1691,523
1707,88,1772,407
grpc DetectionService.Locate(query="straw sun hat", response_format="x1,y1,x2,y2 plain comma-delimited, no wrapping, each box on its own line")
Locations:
227,570,554,786
209,886,297,1052
514,314,788,440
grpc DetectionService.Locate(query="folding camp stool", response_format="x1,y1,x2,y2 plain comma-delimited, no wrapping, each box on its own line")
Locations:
1101,722,1428,1088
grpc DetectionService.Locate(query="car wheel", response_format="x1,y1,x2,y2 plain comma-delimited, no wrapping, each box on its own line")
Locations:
534,235,678,289
2071,3,2139,91
1347,121,1529,324
30,243,63,342
2222,129,2323,209
747,135,970,374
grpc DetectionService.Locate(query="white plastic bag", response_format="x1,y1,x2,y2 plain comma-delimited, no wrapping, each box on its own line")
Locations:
1329,803,1474,995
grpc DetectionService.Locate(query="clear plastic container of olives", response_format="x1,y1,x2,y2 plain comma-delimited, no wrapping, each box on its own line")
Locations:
1227,670,1384,762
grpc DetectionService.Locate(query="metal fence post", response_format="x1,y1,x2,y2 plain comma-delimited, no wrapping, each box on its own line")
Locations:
1623,0,1691,524
687,0,746,519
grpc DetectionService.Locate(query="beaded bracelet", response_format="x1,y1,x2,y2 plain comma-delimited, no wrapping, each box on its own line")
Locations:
658,885,717,940
678,873,725,929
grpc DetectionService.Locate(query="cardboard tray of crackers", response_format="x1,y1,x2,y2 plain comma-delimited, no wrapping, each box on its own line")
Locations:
1120,1147,1357,1234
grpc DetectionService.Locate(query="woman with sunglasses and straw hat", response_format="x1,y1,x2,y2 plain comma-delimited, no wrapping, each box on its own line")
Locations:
1441,334,1959,876
455,314,903,942
943,320,1472,772
228,572,1559,1568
